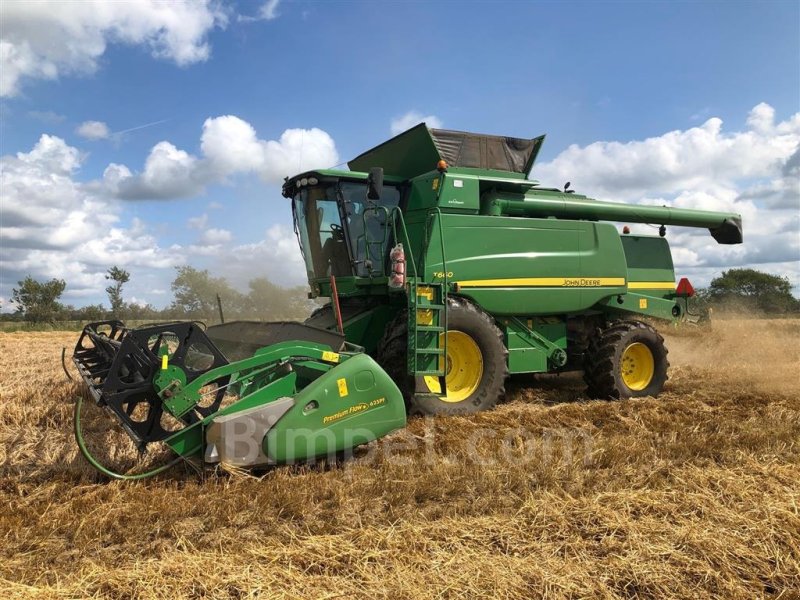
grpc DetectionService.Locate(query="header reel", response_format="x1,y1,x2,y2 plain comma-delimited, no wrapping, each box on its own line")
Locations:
74,321,230,451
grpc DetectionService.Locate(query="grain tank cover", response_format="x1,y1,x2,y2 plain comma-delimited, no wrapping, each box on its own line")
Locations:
348,123,545,179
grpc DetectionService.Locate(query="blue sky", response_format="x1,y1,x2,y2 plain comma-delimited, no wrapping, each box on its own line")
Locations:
1,0,798,310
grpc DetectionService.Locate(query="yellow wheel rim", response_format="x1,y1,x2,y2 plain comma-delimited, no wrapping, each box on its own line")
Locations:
423,331,483,403
620,342,655,391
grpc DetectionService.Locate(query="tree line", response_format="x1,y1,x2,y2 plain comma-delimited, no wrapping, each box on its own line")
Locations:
3,266,316,324
694,268,800,315
2,267,798,325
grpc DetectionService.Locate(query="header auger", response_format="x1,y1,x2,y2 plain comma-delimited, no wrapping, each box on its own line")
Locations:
70,123,742,479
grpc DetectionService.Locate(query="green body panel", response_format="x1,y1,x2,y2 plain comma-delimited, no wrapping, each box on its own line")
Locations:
621,235,676,294
264,353,406,462
439,174,481,212
161,339,342,457
407,171,445,211
503,317,567,374
164,343,406,463
349,125,443,180
422,213,628,315
601,292,678,321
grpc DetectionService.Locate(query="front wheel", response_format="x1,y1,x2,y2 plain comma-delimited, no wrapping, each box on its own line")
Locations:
583,320,669,399
377,298,508,416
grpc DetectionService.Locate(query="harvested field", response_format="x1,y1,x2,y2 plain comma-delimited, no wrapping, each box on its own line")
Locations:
1,320,799,599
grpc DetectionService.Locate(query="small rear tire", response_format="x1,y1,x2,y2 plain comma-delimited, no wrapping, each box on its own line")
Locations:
583,320,669,399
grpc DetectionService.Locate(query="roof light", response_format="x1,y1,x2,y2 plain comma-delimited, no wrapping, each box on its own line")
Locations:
308,177,318,185
300,177,308,187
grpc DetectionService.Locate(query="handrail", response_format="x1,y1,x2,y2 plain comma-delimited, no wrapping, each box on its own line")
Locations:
429,207,448,291
430,207,448,387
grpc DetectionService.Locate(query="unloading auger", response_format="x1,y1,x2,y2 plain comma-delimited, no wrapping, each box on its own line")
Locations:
71,320,407,479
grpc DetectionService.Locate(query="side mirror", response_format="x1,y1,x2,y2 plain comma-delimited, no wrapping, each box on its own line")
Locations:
367,167,384,200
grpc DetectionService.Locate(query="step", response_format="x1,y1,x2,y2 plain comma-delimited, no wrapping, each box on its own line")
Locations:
416,348,445,355
416,325,444,332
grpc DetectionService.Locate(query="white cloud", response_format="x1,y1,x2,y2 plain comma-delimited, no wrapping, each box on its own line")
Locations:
76,120,110,140
187,213,209,229
0,135,183,302
124,141,204,198
211,224,306,288
238,0,281,23
746,102,776,135
259,0,281,20
107,115,338,199
28,110,65,124
535,103,800,288
127,296,151,308
0,0,227,97
1,118,339,304
258,127,339,181
535,105,799,200
199,116,340,182
200,115,266,173
106,140,210,199
15,133,82,175
199,227,232,245
390,111,443,136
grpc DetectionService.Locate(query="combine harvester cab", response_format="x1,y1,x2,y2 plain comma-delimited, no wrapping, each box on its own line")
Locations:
72,320,406,478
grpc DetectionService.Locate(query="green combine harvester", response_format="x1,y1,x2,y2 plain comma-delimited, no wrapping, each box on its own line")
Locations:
72,124,742,478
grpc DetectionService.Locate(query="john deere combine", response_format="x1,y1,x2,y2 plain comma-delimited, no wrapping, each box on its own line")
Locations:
72,124,742,477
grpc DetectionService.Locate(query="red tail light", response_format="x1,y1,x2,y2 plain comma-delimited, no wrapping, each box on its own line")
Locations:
676,277,695,297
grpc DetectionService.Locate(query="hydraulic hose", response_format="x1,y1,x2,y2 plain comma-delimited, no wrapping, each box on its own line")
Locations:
73,395,198,481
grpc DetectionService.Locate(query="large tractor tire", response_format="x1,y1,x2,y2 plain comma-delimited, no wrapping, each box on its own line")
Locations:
377,297,508,416
583,320,669,399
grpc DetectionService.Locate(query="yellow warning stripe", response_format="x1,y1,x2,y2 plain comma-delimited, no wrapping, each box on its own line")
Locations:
455,278,676,290
628,281,676,290
456,277,626,288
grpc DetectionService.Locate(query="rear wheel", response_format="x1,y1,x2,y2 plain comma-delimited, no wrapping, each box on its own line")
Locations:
377,298,508,415
583,320,669,399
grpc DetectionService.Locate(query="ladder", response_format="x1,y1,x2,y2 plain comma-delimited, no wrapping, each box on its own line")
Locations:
407,281,447,380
